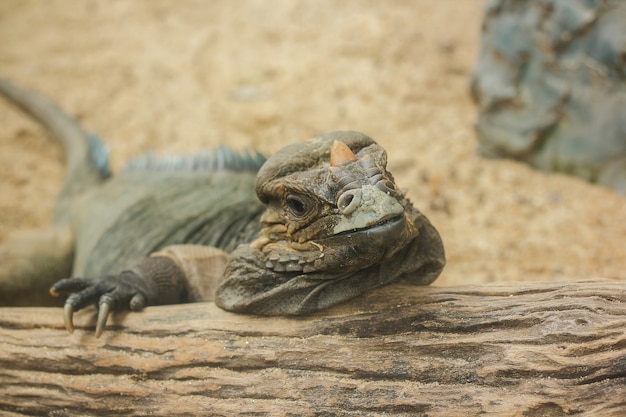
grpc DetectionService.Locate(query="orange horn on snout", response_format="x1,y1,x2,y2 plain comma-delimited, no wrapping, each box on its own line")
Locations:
330,140,358,167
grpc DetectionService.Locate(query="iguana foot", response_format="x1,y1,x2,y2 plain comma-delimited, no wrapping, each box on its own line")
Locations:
50,256,188,337
51,272,148,337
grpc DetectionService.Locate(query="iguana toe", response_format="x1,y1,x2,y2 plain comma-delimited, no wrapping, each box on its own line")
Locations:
95,302,111,338
128,293,145,311
50,276,91,296
63,304,75,334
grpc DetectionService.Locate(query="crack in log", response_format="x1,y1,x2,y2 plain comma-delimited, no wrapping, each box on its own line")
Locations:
576,355,626,386
0,355,136,376
566,336,626,356
522,402,582,416
99,344,176,357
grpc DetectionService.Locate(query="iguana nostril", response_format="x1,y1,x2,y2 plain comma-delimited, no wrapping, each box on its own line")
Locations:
338,189,361,215
340,194,353,209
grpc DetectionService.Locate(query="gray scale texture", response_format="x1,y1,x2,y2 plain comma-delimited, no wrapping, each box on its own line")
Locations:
472,0,626,193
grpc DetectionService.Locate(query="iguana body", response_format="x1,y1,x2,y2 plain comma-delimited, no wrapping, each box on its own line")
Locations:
0,78,445,336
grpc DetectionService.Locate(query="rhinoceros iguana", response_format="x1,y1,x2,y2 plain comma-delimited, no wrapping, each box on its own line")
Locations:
0,77,445,337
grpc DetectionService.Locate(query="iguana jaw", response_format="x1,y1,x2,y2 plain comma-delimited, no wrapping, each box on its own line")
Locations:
333,213,404,237
311,206,414,272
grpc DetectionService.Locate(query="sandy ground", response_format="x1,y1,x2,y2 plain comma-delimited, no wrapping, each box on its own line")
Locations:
0,0,624,286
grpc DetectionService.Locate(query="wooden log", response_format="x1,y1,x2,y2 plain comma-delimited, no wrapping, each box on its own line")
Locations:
1,281,625,416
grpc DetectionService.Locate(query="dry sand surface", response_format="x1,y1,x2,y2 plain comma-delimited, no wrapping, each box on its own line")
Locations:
0,0,624,286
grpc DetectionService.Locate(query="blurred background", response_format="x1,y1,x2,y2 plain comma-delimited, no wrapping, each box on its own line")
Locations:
0,0,624,286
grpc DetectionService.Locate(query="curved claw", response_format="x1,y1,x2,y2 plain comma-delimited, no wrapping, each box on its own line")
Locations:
95,302,111,338
63,303,75,334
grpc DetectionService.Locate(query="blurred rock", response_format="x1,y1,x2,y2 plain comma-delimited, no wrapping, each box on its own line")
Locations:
472,0,626,194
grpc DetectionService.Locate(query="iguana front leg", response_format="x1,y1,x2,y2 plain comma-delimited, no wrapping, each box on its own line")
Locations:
50,245,228,337
51,256,185,337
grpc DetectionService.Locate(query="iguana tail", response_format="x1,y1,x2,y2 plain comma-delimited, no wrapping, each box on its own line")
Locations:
0,77,110,221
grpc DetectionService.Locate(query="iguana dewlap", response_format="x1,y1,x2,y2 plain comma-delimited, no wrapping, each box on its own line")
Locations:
0,78,445,337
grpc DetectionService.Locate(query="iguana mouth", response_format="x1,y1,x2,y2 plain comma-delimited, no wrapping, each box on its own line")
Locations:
334,214,404,237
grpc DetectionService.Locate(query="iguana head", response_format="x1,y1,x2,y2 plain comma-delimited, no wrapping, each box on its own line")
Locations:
251,131,419,275
217,130,444,314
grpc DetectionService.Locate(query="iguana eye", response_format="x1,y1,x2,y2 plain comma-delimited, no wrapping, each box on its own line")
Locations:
285,194,308,217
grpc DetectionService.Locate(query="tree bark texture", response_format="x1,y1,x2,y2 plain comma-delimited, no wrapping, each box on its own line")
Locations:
1,281,625,416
